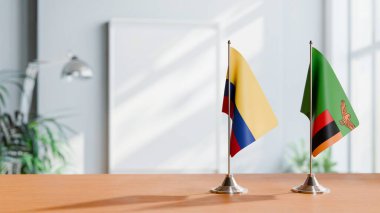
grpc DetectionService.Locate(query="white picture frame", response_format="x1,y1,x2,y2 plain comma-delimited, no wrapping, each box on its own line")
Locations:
108,18,222,173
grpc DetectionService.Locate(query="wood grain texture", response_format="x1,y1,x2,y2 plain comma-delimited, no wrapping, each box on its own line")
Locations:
0,174,379,212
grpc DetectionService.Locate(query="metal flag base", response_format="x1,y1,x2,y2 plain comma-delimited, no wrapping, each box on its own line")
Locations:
291,174,330,194
210,174,248,194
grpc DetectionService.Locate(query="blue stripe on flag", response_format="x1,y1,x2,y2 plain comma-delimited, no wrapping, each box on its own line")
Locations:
232,106,256,149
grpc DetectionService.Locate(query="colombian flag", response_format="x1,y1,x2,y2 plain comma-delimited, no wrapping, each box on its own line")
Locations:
301,47,359,157
222,47,277,157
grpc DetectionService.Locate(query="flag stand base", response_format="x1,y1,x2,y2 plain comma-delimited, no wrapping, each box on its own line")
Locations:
210,174,248,194
291,174,330,194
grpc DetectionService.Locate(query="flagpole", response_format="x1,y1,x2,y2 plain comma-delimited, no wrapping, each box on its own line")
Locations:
309,40,313,176
210,40,247,194
291,40,329,194
227,40,231,176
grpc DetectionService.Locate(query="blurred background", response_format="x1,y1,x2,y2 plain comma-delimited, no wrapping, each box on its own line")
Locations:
0,0,378,174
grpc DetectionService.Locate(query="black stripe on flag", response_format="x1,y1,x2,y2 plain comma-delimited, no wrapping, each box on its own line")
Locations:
312,121,340,152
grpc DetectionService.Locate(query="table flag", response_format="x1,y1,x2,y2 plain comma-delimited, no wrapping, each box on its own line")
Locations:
301,47,359,157
222,47,277,157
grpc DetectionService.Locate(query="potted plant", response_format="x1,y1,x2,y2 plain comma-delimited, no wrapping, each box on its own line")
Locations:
285,139,338,173
0,71,73,174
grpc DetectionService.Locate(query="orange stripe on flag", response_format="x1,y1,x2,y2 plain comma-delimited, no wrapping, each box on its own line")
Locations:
312,132,343,157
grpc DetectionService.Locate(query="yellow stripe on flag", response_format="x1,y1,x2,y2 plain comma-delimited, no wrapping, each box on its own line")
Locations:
228,47,277,138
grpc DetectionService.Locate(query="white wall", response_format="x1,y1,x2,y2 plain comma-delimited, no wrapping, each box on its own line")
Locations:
326,0,380,173
38,0,324,173
0,0,29,111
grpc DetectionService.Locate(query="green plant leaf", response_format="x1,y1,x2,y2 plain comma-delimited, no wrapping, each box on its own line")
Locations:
286,139,338,173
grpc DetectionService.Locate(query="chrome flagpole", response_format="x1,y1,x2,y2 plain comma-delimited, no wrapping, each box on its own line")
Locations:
210,40,247,194
228,40,231,176
291,41,329,194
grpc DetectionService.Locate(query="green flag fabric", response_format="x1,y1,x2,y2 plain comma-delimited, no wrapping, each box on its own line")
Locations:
301,47,359,157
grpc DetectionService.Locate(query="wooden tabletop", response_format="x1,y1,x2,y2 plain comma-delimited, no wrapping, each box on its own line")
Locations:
0,174,379,212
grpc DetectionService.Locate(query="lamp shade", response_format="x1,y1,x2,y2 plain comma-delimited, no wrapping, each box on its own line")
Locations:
61,56,93,80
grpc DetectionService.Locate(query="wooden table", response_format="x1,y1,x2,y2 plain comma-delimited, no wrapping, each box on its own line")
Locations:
0,174,379,212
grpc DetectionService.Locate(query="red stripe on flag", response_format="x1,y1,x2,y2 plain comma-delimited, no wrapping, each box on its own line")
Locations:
230,131,241,157
313,110,334,137
222,96,234,119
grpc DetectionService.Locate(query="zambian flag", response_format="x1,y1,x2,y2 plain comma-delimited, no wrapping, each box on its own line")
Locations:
301,47,359,157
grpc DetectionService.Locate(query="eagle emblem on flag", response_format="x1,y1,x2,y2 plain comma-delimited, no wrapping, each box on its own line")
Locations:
340,100,355,130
